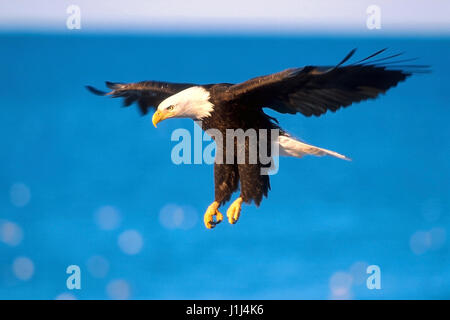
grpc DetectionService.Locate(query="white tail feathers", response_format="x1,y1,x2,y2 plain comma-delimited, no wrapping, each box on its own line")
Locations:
278,135,351,161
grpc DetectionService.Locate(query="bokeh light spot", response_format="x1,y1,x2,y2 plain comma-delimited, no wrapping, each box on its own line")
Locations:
55,293,77,300
86,255,110,278
12,256,34,281
159,204,198,230
0,220,23,246
329,271,353,300
10,183,31,207
94,205,121,230
410,230,432,255
118,230,143,255
106,279,131,300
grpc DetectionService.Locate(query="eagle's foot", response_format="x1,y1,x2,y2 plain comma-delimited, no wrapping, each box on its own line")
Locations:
227,197,243,225
203,201,223,229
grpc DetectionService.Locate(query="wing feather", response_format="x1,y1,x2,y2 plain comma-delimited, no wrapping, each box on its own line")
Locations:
86,81,195,115
223,49,429,117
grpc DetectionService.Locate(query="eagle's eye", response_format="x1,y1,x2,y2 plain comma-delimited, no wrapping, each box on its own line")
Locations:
167,105,175,111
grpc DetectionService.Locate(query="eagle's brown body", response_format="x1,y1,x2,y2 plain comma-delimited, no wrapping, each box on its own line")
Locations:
202,94,277,206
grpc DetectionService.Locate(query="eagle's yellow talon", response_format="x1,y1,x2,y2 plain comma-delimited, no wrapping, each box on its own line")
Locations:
203,201,223,229
227,197,243,225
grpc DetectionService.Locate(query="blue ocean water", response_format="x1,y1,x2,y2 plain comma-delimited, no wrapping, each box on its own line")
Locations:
0,33,449,299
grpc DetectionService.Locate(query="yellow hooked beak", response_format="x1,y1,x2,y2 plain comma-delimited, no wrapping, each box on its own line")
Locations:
152,110,169,128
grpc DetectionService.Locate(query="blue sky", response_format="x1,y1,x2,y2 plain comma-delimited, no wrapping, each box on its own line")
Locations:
1,0,449,34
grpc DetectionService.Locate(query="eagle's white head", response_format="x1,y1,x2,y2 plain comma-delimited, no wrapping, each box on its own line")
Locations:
152,86,214,127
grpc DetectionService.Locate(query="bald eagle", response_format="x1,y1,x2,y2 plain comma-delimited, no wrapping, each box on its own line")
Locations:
87,49,426,229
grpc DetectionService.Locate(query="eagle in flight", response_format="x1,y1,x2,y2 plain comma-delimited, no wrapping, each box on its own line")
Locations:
87,49,425,229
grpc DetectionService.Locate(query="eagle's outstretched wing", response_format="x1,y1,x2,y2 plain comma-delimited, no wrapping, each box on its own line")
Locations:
86,81,195,115
222,49,429,116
